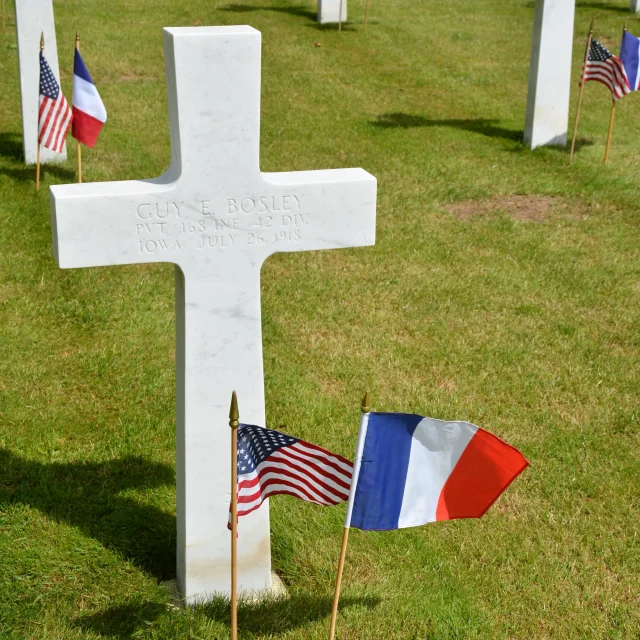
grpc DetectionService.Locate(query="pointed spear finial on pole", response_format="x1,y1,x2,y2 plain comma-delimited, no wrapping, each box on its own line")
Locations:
75,31,80,49
40,32,45,52
229,390,239,428
361,391,371,413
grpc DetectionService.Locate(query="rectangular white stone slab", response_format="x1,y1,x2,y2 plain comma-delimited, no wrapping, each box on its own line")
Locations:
632,1,640,14
15,0,66,165
318,0,347,24
49,25,376,604
524,0,575,149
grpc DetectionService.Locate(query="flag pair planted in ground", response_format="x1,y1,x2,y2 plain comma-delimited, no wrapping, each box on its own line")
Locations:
570,23,640,166
37,33,106,188
228,392,528,640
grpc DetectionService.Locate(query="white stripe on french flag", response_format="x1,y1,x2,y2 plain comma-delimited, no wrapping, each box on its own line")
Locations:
72,49,107,148
345,412,528,531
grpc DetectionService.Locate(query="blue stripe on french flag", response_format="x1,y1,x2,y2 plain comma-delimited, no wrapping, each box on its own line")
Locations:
620,30,640,91
345,412,528,531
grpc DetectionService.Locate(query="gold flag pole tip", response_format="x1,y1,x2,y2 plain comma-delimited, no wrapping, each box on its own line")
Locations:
361,392,371,413
229,390,239,427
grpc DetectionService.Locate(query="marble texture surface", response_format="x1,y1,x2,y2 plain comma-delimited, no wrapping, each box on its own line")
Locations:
524,0,575,149
50,26,376,604
318,0,347,24
15,0,66,164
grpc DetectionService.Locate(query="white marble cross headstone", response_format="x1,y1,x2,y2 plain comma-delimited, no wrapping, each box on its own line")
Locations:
50,25,376,603
318,0,347,25
524,0,575,149
15,0,66,164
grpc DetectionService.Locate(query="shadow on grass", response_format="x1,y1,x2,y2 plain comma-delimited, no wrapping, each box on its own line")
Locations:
527,138,595,154
0,132,76,182
204,592,380,634
310,22,359,31
0,132,24,162
0,449,176,580
221,3,317,21
573,2,631,13
370,113,595,153
0,164,76,183
74,602,169,640
371,113,523,142
74,593,380,638
525,0,630,10
219,4,359,30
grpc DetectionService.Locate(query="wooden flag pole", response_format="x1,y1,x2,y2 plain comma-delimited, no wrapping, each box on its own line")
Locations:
229,390,239,640
338,0,344,32
36,144,41,190
604,101,616,165
328,391,371,640
328,528,349,640
364,0,371,31
76,32,82,184
36,33,44,191
569,19,594,166
604,24,627,166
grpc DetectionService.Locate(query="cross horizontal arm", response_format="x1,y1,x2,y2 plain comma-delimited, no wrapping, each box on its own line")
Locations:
50,167,375,274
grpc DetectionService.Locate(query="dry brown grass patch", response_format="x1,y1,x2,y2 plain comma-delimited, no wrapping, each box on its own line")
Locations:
447,195,585,222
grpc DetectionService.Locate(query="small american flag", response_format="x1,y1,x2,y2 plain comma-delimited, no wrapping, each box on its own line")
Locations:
232,424,353,522
583,39,630,101
39,52,73,153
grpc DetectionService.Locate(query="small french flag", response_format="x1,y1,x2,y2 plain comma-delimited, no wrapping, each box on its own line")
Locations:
345,412,528,531
72,49,107,148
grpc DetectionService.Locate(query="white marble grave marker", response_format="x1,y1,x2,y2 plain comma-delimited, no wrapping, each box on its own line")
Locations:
318,0,347,24
632,1,640,14
524,0,575,149
15,0,66,164
50,26,376,604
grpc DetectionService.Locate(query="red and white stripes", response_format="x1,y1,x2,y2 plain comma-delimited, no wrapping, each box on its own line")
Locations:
237,439,353,519
38,92,72,153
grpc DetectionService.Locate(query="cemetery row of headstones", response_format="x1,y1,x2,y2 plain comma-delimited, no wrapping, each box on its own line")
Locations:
19,0,624,170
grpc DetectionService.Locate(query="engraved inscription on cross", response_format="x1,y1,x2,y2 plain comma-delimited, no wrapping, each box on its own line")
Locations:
49,26,376,604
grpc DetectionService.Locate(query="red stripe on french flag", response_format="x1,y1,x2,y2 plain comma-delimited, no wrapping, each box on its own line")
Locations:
436,427,529,521
72,107,105,148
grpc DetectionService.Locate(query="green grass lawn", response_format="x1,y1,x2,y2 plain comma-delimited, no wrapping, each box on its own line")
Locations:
1,0,639,637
